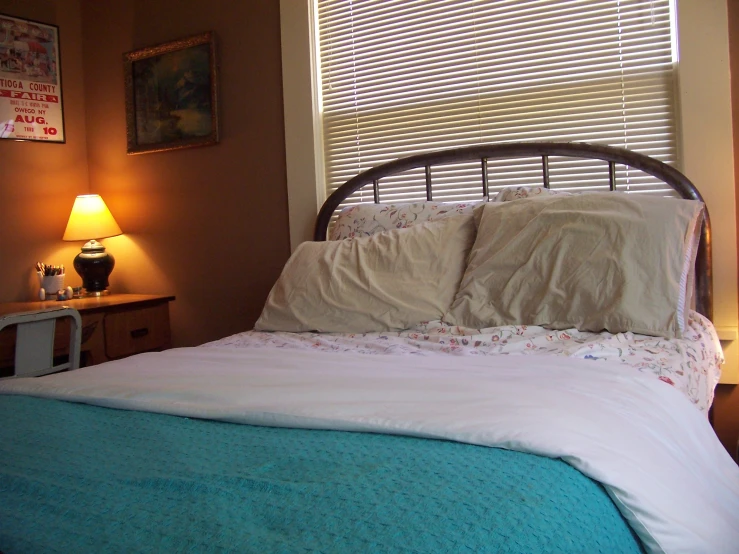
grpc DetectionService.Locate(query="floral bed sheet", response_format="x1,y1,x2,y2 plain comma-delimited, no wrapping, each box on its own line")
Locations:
204,310,723,414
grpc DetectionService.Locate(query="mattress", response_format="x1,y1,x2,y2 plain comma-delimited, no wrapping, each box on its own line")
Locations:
205,310,723,413
1,345,737,553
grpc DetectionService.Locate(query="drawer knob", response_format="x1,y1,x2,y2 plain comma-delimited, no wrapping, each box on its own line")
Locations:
130,328,149,339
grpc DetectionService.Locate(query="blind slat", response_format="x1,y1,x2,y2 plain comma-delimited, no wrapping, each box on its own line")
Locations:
316,0,678,208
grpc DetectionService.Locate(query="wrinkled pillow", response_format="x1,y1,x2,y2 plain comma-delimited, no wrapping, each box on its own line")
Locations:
329,200,482,240
256,215,476,333
444,193,704,338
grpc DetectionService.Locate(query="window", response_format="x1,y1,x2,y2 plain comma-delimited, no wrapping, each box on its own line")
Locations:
315,0,678,204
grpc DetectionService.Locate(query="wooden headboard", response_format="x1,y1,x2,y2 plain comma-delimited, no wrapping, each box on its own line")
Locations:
314,142,713,321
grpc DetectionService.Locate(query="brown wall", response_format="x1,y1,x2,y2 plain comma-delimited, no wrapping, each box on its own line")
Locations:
0,0,291,346
80,0,290,347
0,0,90,300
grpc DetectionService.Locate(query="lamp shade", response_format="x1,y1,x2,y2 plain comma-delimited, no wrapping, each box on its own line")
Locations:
63,194,122,241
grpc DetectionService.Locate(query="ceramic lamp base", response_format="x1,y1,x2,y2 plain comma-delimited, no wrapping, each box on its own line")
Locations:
73,239,115,293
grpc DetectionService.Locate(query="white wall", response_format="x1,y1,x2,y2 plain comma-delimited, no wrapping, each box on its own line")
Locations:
280,0,323,250
676,0,738,382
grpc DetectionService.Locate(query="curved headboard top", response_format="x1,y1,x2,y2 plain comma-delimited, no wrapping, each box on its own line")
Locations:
314,142,712,320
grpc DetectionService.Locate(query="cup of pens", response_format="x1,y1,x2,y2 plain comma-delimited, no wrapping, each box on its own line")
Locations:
36,262,65,299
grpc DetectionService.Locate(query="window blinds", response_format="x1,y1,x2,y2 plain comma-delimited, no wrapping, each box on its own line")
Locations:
315,0,678,204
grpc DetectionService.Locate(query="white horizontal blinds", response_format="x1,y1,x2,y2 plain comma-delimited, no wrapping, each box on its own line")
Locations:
316,0,678,206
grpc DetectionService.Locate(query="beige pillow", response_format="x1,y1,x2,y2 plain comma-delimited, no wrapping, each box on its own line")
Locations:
255,215,476,333
444,193,704,338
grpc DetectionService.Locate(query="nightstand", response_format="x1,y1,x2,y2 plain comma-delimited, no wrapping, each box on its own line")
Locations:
0,294,175,375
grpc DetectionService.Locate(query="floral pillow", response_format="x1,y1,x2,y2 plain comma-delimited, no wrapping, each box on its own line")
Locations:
328,187,568,240
492,186,572,202
329,201,482,240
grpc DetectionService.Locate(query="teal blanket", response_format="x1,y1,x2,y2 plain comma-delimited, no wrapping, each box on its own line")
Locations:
0,396,641,553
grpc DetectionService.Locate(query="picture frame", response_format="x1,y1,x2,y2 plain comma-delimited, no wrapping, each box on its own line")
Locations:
0,13,65,143
123,31,218,155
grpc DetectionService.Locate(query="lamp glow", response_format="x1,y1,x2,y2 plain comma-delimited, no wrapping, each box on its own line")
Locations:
63,194,122,295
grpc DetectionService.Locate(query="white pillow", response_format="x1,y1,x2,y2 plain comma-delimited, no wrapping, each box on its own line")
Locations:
444,194,704,338
256,215,476,332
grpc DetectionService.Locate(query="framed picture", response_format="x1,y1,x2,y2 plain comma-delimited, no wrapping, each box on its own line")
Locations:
0,13,65,143
123,31,218,155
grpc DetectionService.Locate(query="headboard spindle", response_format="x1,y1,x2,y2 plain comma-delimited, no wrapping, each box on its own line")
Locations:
608,161,617,191
481,158,489,198
425,166,433,201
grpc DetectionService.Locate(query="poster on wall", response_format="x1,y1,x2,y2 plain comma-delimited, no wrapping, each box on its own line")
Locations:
0,13,64,143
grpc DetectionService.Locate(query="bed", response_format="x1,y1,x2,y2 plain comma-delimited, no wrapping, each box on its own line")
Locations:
1,142,738,554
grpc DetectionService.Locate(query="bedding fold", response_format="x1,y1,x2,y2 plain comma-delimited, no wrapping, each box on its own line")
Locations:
1,347,737,553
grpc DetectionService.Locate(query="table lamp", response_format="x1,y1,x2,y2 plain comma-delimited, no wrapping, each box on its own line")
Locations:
62,194,123,296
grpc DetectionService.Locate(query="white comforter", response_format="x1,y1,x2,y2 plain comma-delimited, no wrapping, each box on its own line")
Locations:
205,311,723,413
1,347,737,553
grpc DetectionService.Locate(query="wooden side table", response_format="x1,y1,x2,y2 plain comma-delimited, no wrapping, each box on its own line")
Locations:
0,294,175,375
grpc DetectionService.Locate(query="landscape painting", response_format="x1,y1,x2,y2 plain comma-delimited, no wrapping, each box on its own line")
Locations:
124,32,218,154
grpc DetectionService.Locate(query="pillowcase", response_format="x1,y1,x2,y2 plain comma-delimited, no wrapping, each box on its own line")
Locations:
680,212,703,321
492,186,572,202
444,193,704,338
256,215,476,333
329,200,482,240
328,188,566,240
471,186,571,227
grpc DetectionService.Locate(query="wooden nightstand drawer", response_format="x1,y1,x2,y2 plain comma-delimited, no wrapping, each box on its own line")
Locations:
104,303,171,359
1,294,174,369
